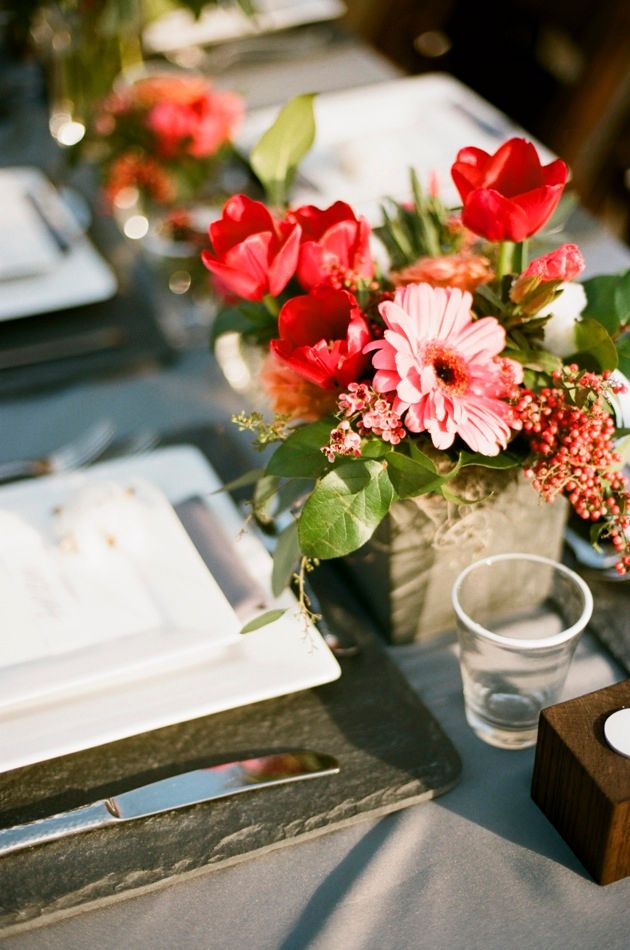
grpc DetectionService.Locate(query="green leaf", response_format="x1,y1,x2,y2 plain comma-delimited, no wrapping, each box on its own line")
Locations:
574,318,618,372
614,271,630,326
253,475,280,524
266,420,333,478
581,273,628,335
210,308,256,348
616,334,630,379
386,453,444,498
298,459,396,559
212,468,266,493
361,441,393,459
457,451,523,470
408,441,438,473
240,609,287,634
271,520,300,597
249,94,316,207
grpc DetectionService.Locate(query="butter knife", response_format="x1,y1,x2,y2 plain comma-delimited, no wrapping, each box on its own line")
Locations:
0,751,339,857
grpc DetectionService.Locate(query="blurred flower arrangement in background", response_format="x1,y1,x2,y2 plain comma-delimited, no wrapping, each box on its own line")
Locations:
91,70,244,213
200,97,630,625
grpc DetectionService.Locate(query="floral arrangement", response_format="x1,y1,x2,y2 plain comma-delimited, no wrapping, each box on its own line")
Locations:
202,99,630,626
92,71,245,210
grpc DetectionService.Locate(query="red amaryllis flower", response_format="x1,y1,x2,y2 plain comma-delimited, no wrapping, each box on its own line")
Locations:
451,138,568,242
270,285,372,390
202,195,301,301
289,201,375,290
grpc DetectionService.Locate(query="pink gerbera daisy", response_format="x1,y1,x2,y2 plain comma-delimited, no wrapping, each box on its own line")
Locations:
365,283,523,455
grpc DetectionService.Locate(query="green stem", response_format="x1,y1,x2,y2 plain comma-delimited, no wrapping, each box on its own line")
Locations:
263,294,280,317
513,240,528,274
496,241,515,281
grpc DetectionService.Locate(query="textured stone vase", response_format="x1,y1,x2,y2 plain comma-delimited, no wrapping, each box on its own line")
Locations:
343,467,568,645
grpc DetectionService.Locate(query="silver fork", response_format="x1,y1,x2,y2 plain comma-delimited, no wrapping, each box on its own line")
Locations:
0,419,116,483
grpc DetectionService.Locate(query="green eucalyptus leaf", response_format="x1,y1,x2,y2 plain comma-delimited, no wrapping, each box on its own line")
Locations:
271,520,300,597
386,453,444,498
249,94,316,207
240,609,287,634
266,420,333,478
298,459,396,559
575,318,618,372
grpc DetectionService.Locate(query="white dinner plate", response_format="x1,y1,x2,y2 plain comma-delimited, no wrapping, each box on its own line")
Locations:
0,446,340,773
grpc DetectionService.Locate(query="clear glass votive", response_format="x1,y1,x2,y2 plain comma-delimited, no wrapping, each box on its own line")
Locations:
451,554,593,750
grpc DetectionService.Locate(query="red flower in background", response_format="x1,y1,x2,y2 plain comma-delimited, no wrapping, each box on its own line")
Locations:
289,201,375,290
146,89,243,159
202,195,301,301
451,138,568,242
270,285,372,390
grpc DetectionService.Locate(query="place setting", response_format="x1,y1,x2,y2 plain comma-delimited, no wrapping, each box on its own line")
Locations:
0,430,463,931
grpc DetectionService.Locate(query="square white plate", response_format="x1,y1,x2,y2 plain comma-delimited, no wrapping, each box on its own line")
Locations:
0,446,340,773
239,74,549,221
0,475,243,712
0,167,117,322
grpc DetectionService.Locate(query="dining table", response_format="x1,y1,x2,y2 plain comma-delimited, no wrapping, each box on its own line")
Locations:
1,18,630,950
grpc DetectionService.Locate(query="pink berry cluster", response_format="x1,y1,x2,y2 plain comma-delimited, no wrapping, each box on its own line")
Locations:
321,383,406,463
515,366,630,574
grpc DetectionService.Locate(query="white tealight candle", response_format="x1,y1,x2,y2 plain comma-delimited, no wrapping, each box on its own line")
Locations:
603,708,630,759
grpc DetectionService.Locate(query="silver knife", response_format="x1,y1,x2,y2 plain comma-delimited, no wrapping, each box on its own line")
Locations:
0,751,339,857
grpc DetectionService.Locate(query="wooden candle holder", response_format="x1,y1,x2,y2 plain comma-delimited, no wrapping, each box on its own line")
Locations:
531,680,630,885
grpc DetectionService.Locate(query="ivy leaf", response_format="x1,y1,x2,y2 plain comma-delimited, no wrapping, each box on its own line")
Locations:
386,453,444,498
574,318,618,372
266,420,333,478
249,94,316,207
298,459,396,559
240,609,287,634
271,520,300,597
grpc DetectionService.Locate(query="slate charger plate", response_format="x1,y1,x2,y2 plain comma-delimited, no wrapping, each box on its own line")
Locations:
0,430,462,935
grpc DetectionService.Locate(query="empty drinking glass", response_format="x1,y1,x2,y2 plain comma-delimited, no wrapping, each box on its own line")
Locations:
452,554,593,749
